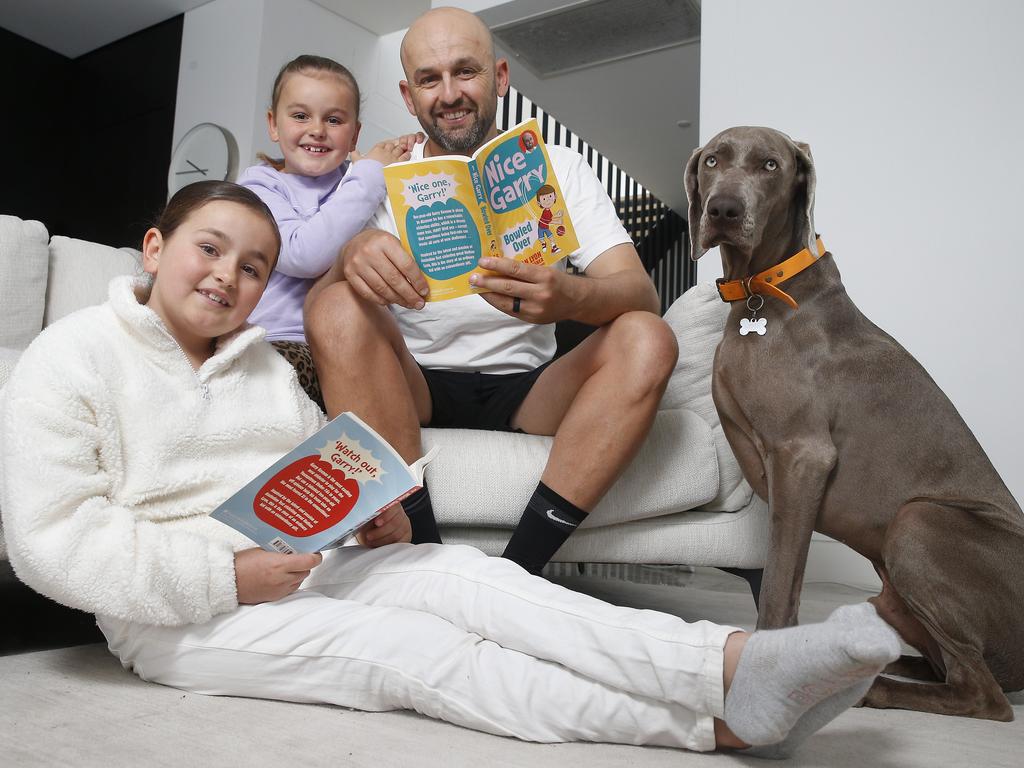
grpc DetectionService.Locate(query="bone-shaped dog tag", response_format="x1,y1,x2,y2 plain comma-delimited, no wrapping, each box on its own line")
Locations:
741,294,767,337
739,317,767,336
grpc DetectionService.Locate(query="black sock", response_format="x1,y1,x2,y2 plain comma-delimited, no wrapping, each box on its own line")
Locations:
501,482,588,575
403,484,442,544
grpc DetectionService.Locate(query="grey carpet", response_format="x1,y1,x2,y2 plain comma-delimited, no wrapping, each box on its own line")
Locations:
1,569,1021,767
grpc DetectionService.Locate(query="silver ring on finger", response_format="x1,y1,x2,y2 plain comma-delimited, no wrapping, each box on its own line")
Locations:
512,297,521,313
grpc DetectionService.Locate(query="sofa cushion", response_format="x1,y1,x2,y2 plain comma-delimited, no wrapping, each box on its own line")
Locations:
0,216,49,350
424,407,719,529
443,495,768,566
661,284,752,512
43,237,142,326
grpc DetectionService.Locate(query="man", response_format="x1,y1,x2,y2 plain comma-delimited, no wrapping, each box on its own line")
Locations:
305,6,678,573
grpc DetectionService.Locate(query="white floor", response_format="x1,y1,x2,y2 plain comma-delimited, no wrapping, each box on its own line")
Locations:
1,567,1021,767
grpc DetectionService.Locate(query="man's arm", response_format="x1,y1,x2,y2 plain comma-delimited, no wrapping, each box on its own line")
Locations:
471,242,659,326
570,243,660,323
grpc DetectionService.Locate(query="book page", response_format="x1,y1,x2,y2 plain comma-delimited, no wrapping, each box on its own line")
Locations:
384,119,582,302
210,413,425,553
384,158,491,302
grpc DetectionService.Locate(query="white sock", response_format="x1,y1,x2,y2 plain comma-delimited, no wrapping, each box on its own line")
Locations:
742,677,873,759
724,602,900,747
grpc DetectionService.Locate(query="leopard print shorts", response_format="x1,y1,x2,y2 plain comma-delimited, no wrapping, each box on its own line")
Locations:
271,341,325,412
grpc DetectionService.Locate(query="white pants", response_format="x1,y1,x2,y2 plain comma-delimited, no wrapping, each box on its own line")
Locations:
97,544,739,752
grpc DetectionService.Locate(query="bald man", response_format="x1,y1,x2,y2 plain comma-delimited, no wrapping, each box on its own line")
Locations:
304,7,677,572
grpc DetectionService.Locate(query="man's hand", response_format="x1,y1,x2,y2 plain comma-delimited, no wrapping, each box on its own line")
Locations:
341,229,429,309
470,256,581,324
234,548,322,605
355,503,412,548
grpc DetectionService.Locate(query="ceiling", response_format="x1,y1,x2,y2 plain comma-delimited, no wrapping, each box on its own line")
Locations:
0,0,428,56
0,0,210,58
0,0,698,213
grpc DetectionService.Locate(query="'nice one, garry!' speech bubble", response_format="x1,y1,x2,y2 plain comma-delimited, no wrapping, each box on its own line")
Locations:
402,172,459,210
319,434,386,484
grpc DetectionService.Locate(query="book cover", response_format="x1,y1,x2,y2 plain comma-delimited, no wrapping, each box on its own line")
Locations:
210,412,436,553
384,118,580,302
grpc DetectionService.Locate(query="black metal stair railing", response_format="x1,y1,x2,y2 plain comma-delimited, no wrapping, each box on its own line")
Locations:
619,191,690,315
498,86,693,315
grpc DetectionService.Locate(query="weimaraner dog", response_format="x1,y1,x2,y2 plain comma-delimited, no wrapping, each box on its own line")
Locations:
684,125,1024,720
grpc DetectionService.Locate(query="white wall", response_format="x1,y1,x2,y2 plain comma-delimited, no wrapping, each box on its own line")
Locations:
173,0,264,173
360,28,422,148
699,0,1024,588
173,0,422,180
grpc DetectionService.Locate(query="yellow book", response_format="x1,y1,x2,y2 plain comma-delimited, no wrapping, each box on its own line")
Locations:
384,118,580,302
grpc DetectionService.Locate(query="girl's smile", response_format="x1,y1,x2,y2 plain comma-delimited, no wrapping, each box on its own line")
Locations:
196,287,232,307
267,71,361,177
142,200,278,368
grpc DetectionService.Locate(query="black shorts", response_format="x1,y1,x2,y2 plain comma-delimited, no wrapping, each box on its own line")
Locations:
421,362,553,432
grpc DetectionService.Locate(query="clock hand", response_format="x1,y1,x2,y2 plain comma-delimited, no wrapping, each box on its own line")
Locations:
175,168,208,175
186,159,209,175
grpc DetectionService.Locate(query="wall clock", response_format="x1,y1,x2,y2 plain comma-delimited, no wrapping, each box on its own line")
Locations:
167,123,239,197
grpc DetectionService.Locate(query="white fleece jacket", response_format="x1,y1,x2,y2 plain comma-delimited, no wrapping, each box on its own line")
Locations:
0,276,325,626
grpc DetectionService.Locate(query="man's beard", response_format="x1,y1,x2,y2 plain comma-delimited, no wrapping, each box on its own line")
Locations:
425,104,494,154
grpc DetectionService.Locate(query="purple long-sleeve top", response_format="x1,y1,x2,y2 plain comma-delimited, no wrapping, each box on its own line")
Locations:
238,159,386,342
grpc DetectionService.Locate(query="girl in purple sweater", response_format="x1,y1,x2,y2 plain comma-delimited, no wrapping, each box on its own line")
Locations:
239,55,436,542
239,54,420,406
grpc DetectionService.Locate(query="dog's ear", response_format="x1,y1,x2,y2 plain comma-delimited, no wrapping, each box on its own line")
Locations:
684,145,707,261
794,140,818,257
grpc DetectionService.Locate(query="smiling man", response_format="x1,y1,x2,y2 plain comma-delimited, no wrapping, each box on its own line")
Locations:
304,6,677,572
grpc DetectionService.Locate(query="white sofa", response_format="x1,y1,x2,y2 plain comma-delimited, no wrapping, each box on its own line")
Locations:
0,214,767,584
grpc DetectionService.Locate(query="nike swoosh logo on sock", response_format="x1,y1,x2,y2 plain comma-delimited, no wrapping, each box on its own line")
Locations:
546,509,578,528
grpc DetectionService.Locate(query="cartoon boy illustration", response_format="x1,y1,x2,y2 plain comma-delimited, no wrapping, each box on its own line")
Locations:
535,184,563,254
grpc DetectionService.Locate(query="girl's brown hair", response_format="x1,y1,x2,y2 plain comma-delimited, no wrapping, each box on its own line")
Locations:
258,54,361,172
155,180,281,263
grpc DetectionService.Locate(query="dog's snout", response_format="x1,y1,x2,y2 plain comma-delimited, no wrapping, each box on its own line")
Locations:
707,194,745,224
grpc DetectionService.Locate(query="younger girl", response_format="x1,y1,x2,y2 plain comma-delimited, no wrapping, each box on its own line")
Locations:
240,54,416,398
1,181,901,759
238,54,440,544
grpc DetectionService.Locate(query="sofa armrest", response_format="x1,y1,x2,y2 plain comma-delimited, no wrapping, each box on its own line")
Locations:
0,347,18,561
0,216,49,351
0,347,22,393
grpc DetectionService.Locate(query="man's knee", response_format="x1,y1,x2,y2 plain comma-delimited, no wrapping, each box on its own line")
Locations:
306,281,359,329
606,311,679,384
305,281,383,351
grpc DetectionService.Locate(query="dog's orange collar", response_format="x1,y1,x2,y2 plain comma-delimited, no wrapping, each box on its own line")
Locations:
716,237,825,309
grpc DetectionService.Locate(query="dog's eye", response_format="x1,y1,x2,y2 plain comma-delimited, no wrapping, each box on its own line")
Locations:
764,159,778,171
705,156,717,168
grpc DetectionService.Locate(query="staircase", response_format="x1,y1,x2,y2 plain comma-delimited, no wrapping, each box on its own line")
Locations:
498,86,693,315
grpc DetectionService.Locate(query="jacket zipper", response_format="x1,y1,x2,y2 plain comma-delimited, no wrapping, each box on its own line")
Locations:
160,328,212,400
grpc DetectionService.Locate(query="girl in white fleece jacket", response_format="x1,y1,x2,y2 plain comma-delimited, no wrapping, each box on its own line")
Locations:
0,181,901,757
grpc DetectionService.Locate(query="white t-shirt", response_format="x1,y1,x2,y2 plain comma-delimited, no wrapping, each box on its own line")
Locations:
370,141,632,373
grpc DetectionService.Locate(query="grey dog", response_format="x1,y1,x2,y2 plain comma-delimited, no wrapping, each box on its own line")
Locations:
684,125,1024,720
